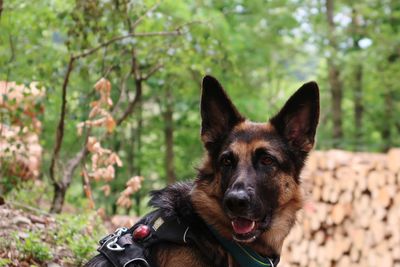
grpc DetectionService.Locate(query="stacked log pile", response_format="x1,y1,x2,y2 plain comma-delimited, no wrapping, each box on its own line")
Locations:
280,149,400,267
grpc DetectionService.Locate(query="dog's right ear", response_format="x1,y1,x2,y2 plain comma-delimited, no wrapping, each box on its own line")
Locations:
201,75,244,150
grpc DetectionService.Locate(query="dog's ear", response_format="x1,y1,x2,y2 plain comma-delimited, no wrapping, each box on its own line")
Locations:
201,75,244,150
270,81,320,152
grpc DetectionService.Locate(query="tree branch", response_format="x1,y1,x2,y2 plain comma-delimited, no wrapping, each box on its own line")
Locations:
62,141,88,187
72,18,201,61
114,50,165,126
102,64,117,78
131,2,161,29
114,47,143,126
111,71,131,115
49,56,75,185
73,30,183,60
115,79,142,126
142,63,164,81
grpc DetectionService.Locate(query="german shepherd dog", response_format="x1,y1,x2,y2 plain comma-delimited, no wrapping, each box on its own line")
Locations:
86,75,319,267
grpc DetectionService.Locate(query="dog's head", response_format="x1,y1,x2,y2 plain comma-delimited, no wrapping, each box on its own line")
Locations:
191,75,319,250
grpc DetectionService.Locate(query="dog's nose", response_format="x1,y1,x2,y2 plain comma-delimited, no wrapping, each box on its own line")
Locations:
224,189,251,215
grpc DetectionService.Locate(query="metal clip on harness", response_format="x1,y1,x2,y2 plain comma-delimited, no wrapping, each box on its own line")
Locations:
100,227,128,251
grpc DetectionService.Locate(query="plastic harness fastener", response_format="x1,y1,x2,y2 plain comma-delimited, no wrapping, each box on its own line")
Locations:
98,226,150,267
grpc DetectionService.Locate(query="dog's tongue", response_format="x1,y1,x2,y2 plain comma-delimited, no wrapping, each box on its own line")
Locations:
231,218,255,234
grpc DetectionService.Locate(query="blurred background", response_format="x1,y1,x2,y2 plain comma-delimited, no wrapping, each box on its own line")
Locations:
0,0,399,266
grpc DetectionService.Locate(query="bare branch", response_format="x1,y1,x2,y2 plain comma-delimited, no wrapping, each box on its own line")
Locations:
131,2,161,29
112,20,205,125
73,30,183,60
175,20,207,31
114,47,147,126
70,18,203,63
102,64,117,78
142,63,164,81
111,71,131,115
116,79,142,126
111,46,144,121
62,142,88,187
49,56,75,185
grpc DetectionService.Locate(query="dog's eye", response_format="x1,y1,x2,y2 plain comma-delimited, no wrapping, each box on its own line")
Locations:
221,157,232,167
260,155,275,166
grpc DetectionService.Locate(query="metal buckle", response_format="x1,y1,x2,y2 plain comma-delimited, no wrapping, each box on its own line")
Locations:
99,227,128,251
106,236,125,251
99,233,114,245
107,227,128,251
115,227,128,237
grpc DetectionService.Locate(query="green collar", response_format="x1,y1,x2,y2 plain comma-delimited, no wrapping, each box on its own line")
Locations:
208,225,276,267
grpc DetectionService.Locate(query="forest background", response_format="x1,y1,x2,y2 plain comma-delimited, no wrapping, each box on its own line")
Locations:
0,0,399,265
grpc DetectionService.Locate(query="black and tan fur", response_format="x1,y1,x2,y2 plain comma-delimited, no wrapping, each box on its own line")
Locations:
86,75,319,267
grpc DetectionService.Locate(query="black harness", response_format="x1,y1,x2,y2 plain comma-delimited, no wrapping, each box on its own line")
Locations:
96,210,280,267
97,210,199,267
91,182,281,267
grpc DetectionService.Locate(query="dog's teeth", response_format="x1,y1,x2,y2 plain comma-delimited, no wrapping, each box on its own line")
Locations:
231,219,256,234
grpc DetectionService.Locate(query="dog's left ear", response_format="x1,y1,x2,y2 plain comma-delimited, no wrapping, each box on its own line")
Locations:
270,81,320,152
200,75,244,150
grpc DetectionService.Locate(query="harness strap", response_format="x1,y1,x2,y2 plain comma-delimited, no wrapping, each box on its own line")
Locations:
96,211,280,267
98,227,150,267
97,211,195,267
208,225,279,267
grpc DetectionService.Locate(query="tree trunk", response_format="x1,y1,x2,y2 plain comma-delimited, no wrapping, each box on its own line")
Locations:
382,0,400,151
163,85,176,185
0,0,3,19
326,0,343,146
382,92,393,151
351,7,364,148
328,65,343,143
134,98,143,215
127,123,136,177
50,146,87,213
126,123,136,215
353,65,363,142
50,183,67,213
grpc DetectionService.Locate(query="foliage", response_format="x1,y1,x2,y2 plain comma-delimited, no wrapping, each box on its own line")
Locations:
2,181,103,265
117,175,144,208
0,0,399,216
0,202,105,266
79,78,126,209
0,258,12,267
17,232,52,262
55,213,105,265
0,82,45,194
5,180,50,207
